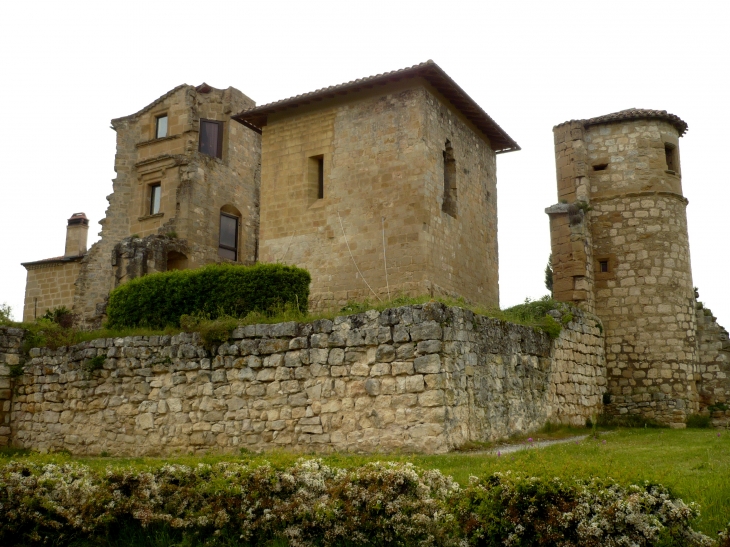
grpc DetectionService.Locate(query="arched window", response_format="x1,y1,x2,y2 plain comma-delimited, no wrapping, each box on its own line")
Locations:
167,251,188,271
219,205,241,261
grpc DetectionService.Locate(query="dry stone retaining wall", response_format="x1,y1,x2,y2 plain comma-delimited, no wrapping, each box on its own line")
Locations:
0,327,24,446
3,304,605,455
695,304,730,427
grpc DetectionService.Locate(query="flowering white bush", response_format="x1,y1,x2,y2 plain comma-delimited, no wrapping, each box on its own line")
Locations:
454,472,715,547
0,460,719,546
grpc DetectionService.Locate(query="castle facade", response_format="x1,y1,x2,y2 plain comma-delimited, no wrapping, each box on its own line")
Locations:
22,61,516,325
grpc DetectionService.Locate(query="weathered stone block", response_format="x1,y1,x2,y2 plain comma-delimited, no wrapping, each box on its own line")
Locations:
414,354,441,374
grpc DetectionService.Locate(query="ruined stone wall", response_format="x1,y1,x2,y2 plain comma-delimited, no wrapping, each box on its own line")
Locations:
547,309,607,425
6,304,605,455
73,85,261,327
22,260,82,322
258,82,499,311
548,122,595,313
585,120,698,425
0,326,24,446
695,302,730,426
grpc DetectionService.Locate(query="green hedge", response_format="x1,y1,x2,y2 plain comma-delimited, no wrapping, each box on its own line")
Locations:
106,263,310,328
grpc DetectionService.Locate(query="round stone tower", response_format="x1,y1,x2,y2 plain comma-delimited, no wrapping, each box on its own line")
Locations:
548,109,699,426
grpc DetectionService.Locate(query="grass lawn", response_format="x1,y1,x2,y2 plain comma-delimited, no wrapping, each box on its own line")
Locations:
4,428,729,538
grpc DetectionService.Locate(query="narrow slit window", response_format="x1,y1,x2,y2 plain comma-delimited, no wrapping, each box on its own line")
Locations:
317,157,324,199
199,119,223,158
593,163,608,171
155,115,168,139
219,212,238,261
308,155,325,201
599,260,609,273
442,140,457,217
149,183,161,215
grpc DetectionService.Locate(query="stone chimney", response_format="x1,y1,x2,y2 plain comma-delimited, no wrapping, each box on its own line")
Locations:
64,213,89,257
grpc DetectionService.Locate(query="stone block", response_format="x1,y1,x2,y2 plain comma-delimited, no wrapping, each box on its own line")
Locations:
405,375,425,393
365,379,380,396
410,322,442,342
414,354,441,374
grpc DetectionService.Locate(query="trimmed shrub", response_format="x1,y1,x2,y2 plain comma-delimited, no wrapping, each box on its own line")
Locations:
106,263,310,329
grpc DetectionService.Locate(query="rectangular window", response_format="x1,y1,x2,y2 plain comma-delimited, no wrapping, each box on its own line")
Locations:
149,183,161,215
199,119,223,158
155,115,168,139
599,260,609,273
219,213,238,260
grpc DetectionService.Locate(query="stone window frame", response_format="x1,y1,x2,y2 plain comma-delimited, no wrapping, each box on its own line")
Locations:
304,149,328,208
199,119,225,159
219,205,241,261
155,113,168,139
594,253,617,281
664,142,680,176
149,182,162,216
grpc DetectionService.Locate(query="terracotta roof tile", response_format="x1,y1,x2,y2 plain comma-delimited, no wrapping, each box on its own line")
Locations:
557,108,688,136
21,255,85,267
233,61,520,153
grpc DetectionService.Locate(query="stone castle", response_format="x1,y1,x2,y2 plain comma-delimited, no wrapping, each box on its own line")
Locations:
22,61,516,327
7,61,727,454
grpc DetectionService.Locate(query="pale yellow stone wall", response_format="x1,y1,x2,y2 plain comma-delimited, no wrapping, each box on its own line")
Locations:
420,84,499,305
258,81,499,310
73,85,261,326
22,261,81,322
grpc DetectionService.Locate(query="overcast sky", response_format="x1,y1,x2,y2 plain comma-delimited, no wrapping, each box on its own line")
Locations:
1,0,728,328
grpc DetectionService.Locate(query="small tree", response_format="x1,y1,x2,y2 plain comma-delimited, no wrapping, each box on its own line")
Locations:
0,302,12,323
544,254,553,294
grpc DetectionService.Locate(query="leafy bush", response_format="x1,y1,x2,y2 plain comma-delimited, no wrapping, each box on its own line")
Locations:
597,413,669,429
106,263,311,329
41,305,75,328
455,473,713,547
501,296,567,339
21,318,82,352
0,301,12,323
686,414,713,429
0,460,716,547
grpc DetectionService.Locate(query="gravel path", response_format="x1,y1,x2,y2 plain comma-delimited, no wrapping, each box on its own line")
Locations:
482,434,591,455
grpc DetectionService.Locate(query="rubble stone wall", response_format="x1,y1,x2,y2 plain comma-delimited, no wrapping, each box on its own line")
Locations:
3,304,605,455
696,305,730,427
0,327,25,446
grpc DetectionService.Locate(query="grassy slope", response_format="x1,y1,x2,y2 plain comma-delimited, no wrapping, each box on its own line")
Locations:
5,429,729,536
